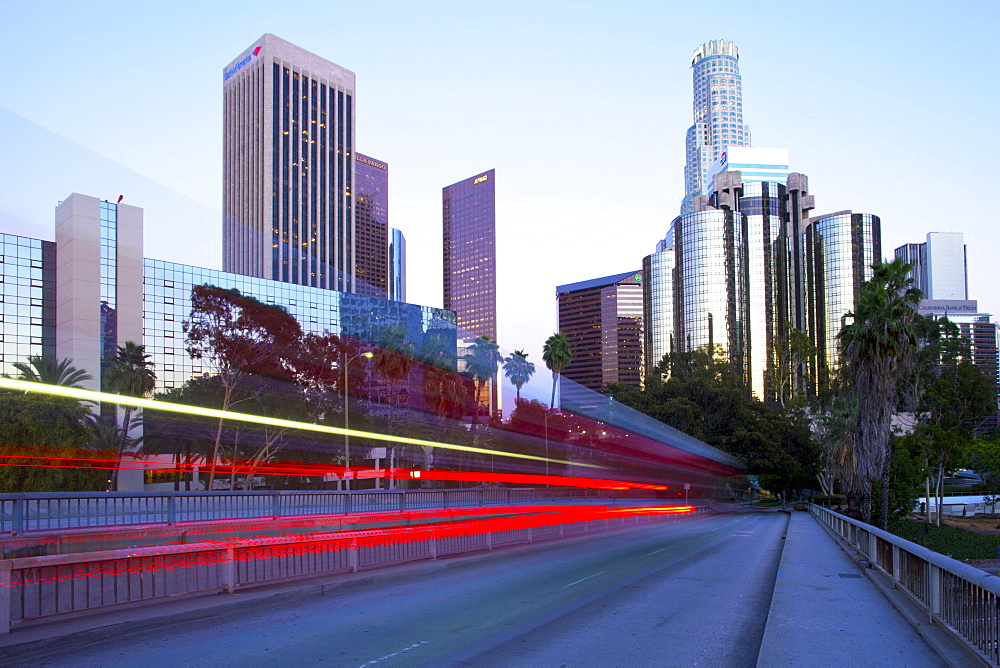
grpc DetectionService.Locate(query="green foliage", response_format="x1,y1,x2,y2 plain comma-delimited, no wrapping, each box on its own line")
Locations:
969,438,1000,492
12,355,92,388
542,333,572,408
502,349,535,400
890,519,1000,560
0,391,106,492
610,345,821,495
837,258,922,527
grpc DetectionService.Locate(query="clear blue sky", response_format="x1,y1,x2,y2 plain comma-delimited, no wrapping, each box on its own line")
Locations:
1,0,998,370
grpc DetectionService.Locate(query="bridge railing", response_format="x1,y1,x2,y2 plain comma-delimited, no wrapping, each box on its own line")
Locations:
0,504,709,634
0,488,647,535
810,503,1000,665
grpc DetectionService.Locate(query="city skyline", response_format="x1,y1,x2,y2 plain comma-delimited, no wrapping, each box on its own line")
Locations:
1,1,998,366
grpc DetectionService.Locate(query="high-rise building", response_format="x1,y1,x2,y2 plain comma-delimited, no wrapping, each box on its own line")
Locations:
646,168,880,399
3,193,458,489
354,153,389,298
388,227,407,302
442,169,498,342
556,271,644,394
682,39,751,214
223,34,357,292
894,232,968,300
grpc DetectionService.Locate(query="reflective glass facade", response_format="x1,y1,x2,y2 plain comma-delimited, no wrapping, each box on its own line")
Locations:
143,258,455,391
804,212,880,387
442,170,497,342
354,154,389,298
388,227,406,302
642,237,676,377
682,40,751,214
99,201,118,383
223,34,356,292
0,234,55,377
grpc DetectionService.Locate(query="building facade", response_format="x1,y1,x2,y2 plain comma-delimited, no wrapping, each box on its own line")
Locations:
3,194,458,489
223,34,357,292
354,153,389,298
442,169,498,342
645,170,880,399
388,227,406,302
682,39,751,214
894,232,968,300
556,271,644,394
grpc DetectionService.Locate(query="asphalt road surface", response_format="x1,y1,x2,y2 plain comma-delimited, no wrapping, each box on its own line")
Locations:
14,512,789,667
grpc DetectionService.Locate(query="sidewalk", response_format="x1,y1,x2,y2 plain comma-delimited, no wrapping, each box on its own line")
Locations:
757,510,946,667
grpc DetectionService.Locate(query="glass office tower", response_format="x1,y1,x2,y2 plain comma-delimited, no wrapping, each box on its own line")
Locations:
682,39,751,214
223,34,357,292
642,234,676,378
442,169,498,343
388,227,407,302
354,153,389,298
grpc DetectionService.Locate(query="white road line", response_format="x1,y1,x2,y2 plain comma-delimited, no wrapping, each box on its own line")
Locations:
564,570,607,588
647,548,665,556
361,640,429,666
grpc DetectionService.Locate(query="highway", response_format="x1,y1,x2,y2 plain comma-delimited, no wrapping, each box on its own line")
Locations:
11,512,788,666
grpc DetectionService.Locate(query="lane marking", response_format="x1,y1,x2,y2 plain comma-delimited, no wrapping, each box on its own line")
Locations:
647,548,665,556
564,571,606,588
361,640,429,666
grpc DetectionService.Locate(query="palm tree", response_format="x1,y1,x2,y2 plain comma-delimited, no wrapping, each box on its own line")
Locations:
502,350,535,400
838,259,922,527
104,341,157,490
465,336,502,420
542,333,573,409
13,355,92,388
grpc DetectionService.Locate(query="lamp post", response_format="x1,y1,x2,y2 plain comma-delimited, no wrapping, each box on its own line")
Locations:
343,350,373,490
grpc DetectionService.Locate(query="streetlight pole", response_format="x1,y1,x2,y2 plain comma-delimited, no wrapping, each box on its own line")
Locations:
343,351,373,491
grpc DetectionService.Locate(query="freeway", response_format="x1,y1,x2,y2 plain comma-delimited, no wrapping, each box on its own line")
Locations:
6,512,792,666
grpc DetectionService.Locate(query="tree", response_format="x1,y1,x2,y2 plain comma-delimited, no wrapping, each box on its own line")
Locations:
838,258,922,527
184,285,304,490
0,391,105,492
502,349,535,400
542,333,572,409
465,336,502,420
969,438,1000,514
610,345,821,496
103,341,156,490
12,355,92,388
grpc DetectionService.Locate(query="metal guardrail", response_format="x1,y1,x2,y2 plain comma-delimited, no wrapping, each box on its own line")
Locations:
0,505,709,634
810,503,1000,665
0,488,604,535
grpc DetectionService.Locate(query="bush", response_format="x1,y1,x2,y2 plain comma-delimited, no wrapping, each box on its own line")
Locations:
889,519,1000,560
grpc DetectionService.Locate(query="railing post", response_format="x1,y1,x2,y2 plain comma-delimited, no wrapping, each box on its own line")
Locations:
167,495,176,526
443,491,449,510
349,539,359,573
892,544,901,585
0,561,10,634
12,498,23,536
928,563,941,622
479,490,485,507
221,548,235,594
344,493,352,516
272,493,281,520
429,528,437,561
399,492,405,513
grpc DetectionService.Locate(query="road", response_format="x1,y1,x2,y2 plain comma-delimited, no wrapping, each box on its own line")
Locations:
13,512,788,667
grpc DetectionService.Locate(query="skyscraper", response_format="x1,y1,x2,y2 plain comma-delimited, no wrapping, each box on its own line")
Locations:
557,271,644,394
442,169,498,342
354,153,389,298
894,232,968,300
682,39,751,214
223,34,357,292
388,227,407,302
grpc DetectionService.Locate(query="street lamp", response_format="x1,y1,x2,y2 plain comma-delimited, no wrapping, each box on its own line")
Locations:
343,350,374,490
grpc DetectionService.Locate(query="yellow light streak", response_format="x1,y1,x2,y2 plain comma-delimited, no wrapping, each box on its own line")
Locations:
0,378,601,469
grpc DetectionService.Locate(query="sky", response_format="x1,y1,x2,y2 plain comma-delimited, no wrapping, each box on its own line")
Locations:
2,0,998,372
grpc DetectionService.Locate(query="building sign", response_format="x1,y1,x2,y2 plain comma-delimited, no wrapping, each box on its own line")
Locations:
474,175,489,184
224,45,262,81
356,155,387,170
